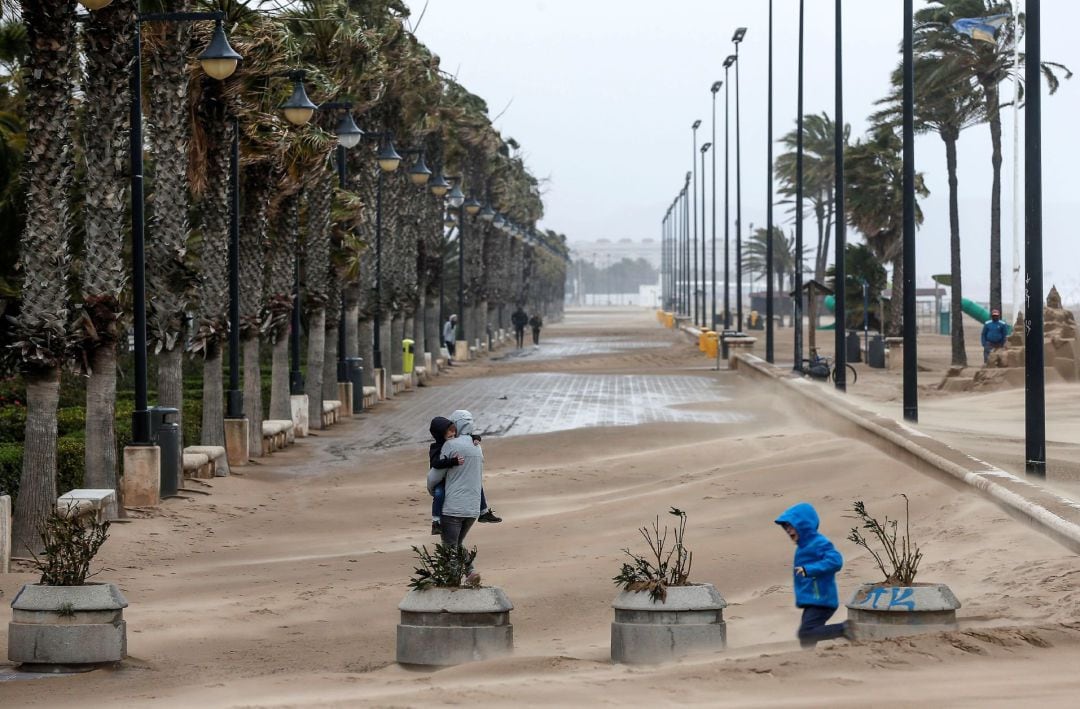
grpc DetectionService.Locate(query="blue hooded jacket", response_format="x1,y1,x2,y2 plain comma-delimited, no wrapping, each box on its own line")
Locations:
775,503,843,609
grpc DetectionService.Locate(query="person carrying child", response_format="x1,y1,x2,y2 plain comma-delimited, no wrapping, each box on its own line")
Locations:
427,416,501,536
775,502,850,648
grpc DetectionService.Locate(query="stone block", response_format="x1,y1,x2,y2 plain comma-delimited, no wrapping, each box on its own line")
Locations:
610,583,728,664
8,583,128,667
57,489,117,522
121,445,160,507
845,583,960,641
396,587,514,667
455,341,470,361
184,445,229,477
290,394,310,438
224,417,250,468
337,382,353,417
1,494,10,574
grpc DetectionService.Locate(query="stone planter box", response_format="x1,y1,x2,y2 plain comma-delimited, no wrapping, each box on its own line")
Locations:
845,583,960,640
610,583,727,664
8,583,128,670
396,587,514,667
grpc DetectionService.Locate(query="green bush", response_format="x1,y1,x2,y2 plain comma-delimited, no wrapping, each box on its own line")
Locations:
0,406,26,443
0,436,85,503
0,442,20,497
57,407,85,437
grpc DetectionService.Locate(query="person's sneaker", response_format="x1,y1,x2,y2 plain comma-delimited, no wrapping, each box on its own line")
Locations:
478,510,502,523
430,520,441,535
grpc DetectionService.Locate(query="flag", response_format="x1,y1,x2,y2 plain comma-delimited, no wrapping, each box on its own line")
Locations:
951,14,1011,44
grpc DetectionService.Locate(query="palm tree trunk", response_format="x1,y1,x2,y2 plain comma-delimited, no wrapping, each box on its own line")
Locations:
986,83,1003,315
13,370,60,555
84,344,118,492
201,343,224,446
945,134,967,367
424,300,440,359
158,345,185,447
306,309,326,428
889,247,904,338
323,323,339,403
390,313,404,374
814,203,826,283
359,318,374,387
243,336,263,456
269,336,290,420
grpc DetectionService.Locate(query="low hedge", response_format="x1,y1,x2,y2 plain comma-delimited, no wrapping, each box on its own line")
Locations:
0,435,85,502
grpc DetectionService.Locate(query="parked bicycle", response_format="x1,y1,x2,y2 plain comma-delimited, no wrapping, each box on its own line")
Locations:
800,353,857,385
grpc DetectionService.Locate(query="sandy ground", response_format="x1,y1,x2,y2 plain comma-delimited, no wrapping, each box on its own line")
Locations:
2,308,1080,707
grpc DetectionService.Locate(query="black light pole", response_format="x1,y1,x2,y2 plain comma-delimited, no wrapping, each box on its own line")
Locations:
227,115,243,417
766,0,775,363
130,12,240,443
700,142,711,328
684,175,691,316
794,0,805,372
711,81,721,330
368,133,403,371
833,0,847,392
1025,0,1045,476
691,120,701,326
733,27,746,331
723,55,735,335
902,0,918,422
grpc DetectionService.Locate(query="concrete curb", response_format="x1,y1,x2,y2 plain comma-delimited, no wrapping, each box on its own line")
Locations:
733,352,1080,553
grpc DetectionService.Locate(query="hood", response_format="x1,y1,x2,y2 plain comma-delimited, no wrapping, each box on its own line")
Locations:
429,416,453,443
449,409,474,437
775,502,820,546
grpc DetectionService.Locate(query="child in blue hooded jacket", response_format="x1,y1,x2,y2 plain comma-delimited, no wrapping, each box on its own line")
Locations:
775,502,849,648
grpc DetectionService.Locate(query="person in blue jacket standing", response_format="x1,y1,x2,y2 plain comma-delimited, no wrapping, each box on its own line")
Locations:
981,308,1008,363
775,502,850,648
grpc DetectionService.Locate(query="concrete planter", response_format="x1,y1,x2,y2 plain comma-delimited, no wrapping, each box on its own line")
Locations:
8,582,128,670
845,582,960,640
610,583,727,664
396,587,514,667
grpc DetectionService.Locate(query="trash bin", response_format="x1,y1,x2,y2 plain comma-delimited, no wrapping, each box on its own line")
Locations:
939,311,950,335
846,330,862,363
868,334,887,369
150,406,180,498
345,357,364,412
705,331,719,359
402,339,415,374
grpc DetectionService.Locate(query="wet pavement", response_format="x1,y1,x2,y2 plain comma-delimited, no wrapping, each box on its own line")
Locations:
490,336,661,362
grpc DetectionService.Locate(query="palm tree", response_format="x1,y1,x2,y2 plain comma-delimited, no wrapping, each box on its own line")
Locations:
9,0,78,554
742,225,808,326
0,15,25,303
267,191,299,422
877,55,984,367
844,125,929,336
774,113,849,283
914,0,1071,315
304,164,332,429
77,0,135,495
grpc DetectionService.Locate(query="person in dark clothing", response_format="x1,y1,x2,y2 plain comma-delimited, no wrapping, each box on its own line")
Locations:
426,416,501,536
528,314,543,345
775,502,850,648
981,308,1008,363
511,307,528,348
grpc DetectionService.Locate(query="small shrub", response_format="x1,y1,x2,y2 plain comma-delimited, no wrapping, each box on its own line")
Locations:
614,507,694,603
0,405,26,443
0,442,20,497
847,496,923,585
409,544,478,590
56,407,85,437
30,508,111,586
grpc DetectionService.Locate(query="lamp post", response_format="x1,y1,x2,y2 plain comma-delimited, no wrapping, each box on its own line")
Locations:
130,11,240,443
733,27,746,331
902,0,918,422
365,133,403,372
1025,0,1045,476
794,0,805,372
700,141,711,329
723,55,735,336
833,0,847,392
711,81,721,330
691,120,701,326
683,174,691,317
766,0,775,363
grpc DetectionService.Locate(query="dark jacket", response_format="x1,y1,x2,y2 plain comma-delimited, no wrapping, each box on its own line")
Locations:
428,415,481,470
511,309,528,330
775,502,843,609
981,319,1008,348
529,315,542,330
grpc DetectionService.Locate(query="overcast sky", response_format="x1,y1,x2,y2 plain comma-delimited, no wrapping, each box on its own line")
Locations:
414,1,1080,307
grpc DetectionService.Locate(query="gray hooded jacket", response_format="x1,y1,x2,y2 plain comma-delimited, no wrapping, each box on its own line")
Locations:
430,409,484,518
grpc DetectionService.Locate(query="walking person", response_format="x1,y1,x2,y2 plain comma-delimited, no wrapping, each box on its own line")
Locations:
443,314,458,364
428,410,486,585
529,314,543,346
511,306,528,349
981,308,1008,364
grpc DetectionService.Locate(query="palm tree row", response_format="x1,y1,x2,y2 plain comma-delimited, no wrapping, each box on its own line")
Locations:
2,0,569,553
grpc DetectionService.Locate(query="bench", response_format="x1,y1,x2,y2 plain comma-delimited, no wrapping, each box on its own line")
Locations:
184,445,229,477
262,420,294,452
57,489,118,521
413,366,427,385
322,400,342,428
390,374,406,394
361,386,377,409
182,452,212,479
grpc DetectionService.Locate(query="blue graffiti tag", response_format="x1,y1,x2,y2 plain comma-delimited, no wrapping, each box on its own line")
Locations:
887,587,915,611
857,587,888,609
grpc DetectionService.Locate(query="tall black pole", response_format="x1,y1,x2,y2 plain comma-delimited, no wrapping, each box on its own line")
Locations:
711,83,720,330
226,115,243,417
373,169,383,370
1025,0,1045,476
794,0,805,372
129,22,151,444
701,146,709,327
684,182,691,316
723,65,731,331
457,206,466,343
833,0,847,392
691,122,700,327
289,191,303,396
902,0,918,421
766,0,775,363
735,41,744,332
336,143,348,382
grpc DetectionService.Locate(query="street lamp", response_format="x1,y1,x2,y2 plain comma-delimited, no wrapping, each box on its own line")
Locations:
710,81,721,330
691,119,701,326
78,0,114,9
129,10,240,444
335,111,364,149
733,27,747,332
279,71,318,126
199,19,243,81
1025,0,1045,475
723,54,735,337
429,171,450,198
368,131,403,372
766,0,776,363
902,0,918,421
407,152,432,186
833,0,847,392
794,0,806,373
700,141,711,330
447,177,468,344
479,202,497,222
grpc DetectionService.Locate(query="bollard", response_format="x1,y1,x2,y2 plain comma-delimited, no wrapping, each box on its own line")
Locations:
151,407,180,498
346,357,364,412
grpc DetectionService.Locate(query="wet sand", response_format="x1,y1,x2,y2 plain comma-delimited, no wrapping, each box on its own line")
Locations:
2,308,1079,707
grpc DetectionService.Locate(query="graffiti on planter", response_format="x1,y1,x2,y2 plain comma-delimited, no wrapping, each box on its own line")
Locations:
852,586,915,611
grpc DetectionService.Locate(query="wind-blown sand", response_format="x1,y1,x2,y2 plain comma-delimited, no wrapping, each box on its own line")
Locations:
2,308,1079,707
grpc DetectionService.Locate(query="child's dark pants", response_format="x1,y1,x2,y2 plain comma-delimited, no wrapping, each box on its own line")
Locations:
798,605,847,648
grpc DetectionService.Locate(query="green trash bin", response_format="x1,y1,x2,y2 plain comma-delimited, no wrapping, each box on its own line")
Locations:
939,311,950,335
402,338,415,373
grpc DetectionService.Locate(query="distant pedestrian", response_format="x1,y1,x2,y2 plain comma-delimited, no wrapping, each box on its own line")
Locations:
981,308,1008,364
443,314,458,363
775,502,850,649
511,307,528,348
529,314,543,345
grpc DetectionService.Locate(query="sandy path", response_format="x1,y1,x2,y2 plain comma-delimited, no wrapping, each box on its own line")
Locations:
2,308,1078,707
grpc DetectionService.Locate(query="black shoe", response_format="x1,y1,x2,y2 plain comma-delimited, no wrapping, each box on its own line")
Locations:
431,521,441,535
478,510,502,523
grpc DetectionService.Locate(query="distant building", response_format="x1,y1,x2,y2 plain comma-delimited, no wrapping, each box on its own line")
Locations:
568,238,660,268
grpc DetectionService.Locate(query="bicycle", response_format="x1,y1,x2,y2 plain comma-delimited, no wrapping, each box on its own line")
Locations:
800,354,857,385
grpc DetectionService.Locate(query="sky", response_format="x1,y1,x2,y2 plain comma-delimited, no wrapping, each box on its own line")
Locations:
413,1,1080,308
